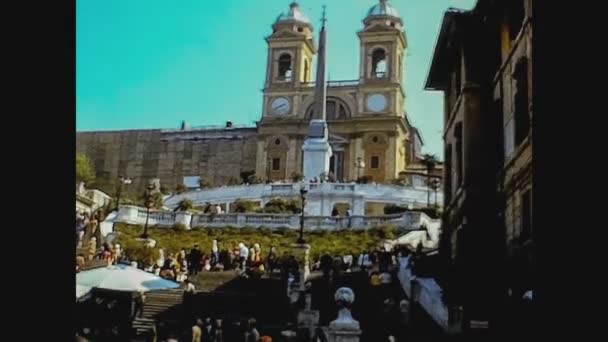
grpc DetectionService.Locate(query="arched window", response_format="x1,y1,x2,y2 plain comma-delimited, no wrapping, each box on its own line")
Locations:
306,97,351,120
278,54,292,81
371,49,387,78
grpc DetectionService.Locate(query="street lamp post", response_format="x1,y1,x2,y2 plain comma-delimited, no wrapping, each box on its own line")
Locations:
112,176,131,232
297,184,308,244
114,176,132,211
140,183,155,239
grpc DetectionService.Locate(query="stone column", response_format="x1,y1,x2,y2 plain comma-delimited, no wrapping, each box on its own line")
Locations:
328,287,361,342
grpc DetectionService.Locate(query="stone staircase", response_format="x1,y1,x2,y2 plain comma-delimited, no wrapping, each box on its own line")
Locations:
132,289,184,337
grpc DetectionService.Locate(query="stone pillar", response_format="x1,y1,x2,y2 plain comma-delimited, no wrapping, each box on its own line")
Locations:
297,293,320,339
351,197,365,216
328,287,361,342
175,212,192,229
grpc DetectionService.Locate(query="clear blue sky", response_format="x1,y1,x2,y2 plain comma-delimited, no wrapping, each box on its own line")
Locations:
77,0,476,158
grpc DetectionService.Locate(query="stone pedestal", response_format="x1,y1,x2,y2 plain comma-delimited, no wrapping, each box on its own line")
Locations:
297,293,320,339
328,329,361,342
328,288,361,342
302,130,332,180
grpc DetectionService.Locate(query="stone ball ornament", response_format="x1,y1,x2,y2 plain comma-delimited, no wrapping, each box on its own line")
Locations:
330,287,360,331
334,287,355,306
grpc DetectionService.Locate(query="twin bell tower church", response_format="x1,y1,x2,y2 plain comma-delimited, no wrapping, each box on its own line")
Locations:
257,1,421,183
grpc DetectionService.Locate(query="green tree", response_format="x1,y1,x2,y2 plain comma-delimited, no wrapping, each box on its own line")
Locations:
160,184,171,195
291,172,304,183
233,199,258,213
247,174,263,184
76,152,95,184
177,199,194,212
175,183,187,194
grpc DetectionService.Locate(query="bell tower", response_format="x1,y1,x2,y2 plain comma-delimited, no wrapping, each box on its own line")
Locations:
357,0,407,117
262,3,315,119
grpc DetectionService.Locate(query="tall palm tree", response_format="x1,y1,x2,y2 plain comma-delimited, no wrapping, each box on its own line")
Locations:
421,153,438,208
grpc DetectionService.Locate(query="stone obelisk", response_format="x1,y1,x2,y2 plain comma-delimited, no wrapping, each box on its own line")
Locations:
302,6,332,181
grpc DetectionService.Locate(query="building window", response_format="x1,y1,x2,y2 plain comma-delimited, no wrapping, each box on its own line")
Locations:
445,144,453,204
272,158,281,171
304,59,310,82
454,122,463,186
504,117,515,159
370,156,380,169
371,48,387,78
278,54,292,81
306,98,351,120
494,99,504,166
520,190,532,241
513,57,530,146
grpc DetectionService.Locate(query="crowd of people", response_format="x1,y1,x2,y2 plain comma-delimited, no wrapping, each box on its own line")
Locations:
76,205,435,341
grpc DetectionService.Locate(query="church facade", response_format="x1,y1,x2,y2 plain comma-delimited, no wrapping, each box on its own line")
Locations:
76,1,425,193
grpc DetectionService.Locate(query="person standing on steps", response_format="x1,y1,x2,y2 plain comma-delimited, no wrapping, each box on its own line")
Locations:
213,319,224,342
244,318,260,342
266,246,278,278
188,244,203,276
191,318,203,342
202,317,214,342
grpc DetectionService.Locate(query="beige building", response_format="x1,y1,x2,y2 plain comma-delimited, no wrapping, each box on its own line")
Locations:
258,2,419,183
76,1,425,193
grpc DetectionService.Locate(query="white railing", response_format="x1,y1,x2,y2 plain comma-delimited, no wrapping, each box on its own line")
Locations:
163,182,443,217
113,205,438,231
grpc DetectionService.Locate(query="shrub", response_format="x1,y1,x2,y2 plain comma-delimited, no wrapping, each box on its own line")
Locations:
123,245,159,268
172,223,188,232
263,198,301,214
160,184,171,195
291,172,304,182
175,183,187,194
247,175,263,184
233,199,259,213
370,224,397,240
76,152,96,184
177,199,194,212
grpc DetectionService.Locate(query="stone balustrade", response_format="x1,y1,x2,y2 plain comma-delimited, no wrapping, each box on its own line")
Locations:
163,182,443,217
114,205,439,231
